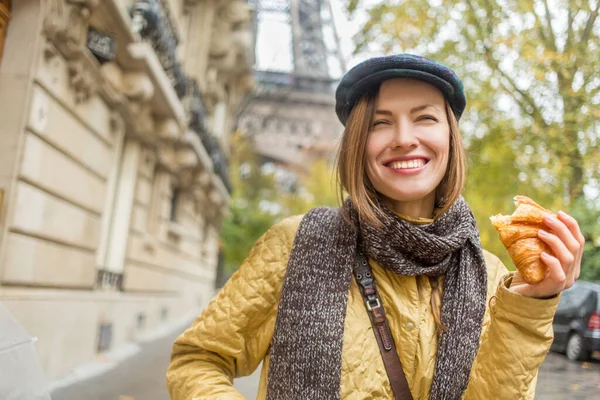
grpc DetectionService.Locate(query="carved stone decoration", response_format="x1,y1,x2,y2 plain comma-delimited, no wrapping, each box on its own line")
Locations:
208,189,222,206
123,71,155,102
203,67,224,115
156,118,180,141
43,0,100,58
156,142,178,172
99,62,127,97
109,111,125,137
66,56,98,103
176,147,199,171
197,171,211,187
132,105,154,137
209,0,251,58
177,168,196,189
207,0,254,132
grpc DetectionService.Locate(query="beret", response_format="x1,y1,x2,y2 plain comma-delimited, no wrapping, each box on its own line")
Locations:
335,54,466,126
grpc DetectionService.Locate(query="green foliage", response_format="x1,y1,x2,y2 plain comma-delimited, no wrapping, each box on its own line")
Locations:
280,158,340,215
569,197,600,282
221,134,338,273
221,133,280,274
348,0,600,265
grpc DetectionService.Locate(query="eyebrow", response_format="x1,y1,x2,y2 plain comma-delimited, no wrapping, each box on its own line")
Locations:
374,104,441,115
410,104,440,113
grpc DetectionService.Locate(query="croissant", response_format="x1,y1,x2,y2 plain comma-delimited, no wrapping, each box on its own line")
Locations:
489,196,554,284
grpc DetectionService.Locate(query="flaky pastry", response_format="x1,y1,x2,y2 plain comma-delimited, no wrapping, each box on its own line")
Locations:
490,196,554,284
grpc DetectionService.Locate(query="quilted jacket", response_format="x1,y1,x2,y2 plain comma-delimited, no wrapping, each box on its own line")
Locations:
167,215,560,399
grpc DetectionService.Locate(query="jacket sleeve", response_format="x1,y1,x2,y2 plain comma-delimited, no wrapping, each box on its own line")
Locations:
463,256,560,399
166,216,299,400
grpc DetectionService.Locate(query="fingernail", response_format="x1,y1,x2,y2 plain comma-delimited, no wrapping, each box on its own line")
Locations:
545,215,557,224
541,251,550,259
558,210,567,218
538,229,549,237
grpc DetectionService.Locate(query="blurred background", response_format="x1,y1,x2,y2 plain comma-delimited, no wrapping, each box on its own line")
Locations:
0,0,598,399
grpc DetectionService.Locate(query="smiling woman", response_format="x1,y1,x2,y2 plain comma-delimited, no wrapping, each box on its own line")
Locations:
167,54,585,400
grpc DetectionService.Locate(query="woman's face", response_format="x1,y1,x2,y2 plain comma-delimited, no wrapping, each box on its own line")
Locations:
365,78,450,213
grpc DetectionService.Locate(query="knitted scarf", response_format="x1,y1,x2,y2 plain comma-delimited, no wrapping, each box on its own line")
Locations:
266,197,487,400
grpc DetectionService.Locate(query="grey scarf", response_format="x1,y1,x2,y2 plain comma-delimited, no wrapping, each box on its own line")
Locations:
267,197,487,400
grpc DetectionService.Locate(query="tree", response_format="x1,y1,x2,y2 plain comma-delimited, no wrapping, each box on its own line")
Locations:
221,133,281,274
221,133,338,275
569,196,600,282
348,0,599,204
281,158,340,215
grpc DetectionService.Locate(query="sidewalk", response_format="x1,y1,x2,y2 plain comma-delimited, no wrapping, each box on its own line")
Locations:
50,319,260,400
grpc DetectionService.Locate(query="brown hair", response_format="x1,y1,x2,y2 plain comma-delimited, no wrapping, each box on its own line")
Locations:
334,90,467,333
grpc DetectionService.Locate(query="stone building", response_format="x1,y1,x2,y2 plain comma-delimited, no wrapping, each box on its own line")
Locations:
0,0,253,381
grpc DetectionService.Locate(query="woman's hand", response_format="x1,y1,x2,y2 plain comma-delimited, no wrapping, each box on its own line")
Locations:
509,211,584,299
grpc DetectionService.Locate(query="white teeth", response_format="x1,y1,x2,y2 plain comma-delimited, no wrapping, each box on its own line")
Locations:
389,159,425,169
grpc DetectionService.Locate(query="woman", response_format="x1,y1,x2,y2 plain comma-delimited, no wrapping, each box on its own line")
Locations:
166,54,584,399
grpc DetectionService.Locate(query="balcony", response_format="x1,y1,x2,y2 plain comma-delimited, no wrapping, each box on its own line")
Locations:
186,80,232,193
129,0,232,193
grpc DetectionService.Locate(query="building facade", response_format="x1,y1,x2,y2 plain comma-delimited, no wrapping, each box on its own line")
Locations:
0,0,253,381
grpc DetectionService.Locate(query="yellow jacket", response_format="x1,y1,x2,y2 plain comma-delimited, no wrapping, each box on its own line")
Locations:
167,215,560,399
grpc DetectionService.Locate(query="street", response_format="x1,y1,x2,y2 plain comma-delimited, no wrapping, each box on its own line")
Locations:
536,352,600,400
51,328,600,400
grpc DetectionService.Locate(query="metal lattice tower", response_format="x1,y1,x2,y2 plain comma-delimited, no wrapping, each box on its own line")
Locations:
239,0,346,172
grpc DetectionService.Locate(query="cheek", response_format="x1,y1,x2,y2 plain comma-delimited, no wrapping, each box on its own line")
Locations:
365,136,377,165
365,133,386,163
364,137,381,182
432,131,451,162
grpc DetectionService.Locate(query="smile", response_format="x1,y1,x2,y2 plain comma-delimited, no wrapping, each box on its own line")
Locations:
382,157,429,175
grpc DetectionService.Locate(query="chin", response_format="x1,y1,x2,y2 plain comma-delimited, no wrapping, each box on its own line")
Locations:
380,188,436,204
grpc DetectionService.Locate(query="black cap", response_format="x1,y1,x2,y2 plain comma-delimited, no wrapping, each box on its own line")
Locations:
335,54,466,126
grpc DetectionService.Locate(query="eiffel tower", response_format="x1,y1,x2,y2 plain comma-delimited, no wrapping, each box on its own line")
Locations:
238,0,346,172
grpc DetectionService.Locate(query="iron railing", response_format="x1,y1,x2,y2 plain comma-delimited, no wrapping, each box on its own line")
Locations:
130,1,232,193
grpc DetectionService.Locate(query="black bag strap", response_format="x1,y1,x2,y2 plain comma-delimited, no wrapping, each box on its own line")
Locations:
353,250,413,400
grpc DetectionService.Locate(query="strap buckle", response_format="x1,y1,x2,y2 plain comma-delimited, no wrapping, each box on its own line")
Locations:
366,297,380,311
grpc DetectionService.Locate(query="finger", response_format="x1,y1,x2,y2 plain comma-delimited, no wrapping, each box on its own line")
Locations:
557,211,585,283
557,211,586,248
539,251,567,293
538,229,574,271
543,214,581,255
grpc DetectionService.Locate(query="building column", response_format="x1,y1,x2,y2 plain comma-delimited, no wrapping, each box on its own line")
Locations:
97,138,141,289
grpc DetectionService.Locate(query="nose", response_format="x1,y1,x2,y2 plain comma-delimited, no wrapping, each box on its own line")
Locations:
390,121,419,149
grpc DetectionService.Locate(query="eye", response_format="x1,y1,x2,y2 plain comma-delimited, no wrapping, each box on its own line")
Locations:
372,120,390,127
417,115,439,122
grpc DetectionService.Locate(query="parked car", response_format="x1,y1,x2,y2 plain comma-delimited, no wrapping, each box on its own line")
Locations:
551,280,600,361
